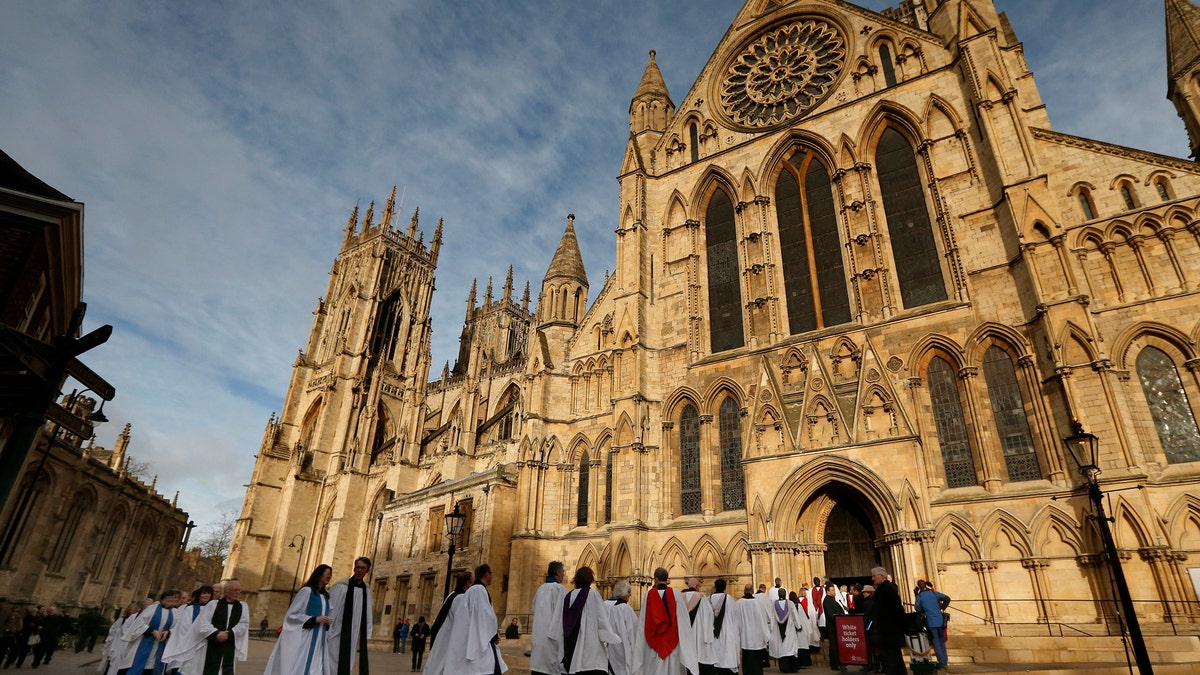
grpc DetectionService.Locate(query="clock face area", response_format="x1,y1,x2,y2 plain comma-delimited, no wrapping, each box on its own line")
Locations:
715,15,849,132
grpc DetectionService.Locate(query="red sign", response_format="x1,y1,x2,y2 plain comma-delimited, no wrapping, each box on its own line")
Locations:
835,614,869,665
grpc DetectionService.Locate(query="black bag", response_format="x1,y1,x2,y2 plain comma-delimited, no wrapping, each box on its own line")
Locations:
903,609,927,635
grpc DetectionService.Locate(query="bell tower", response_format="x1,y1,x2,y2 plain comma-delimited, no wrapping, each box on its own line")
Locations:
1167,0,1200,158
225,187,441,617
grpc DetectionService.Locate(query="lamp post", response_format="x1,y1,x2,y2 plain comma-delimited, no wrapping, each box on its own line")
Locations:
1062,423,1154,675
288,534,306,598
443,503,466,598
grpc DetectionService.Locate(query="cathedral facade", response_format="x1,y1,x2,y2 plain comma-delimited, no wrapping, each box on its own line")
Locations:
228,0,1200,647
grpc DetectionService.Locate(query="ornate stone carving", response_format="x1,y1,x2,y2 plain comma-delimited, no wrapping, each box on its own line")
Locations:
717,17,847,130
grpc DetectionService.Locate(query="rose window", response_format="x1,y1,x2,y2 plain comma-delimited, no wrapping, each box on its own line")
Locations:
719,18,847,129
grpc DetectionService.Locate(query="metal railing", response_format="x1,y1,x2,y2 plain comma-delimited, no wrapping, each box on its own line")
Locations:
914,597,1200,639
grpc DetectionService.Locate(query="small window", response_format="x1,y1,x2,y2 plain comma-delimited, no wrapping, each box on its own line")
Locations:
1078,190,1096,220
879,44,897,87
577,451,590,527
689,123,700,163
604,451,614,524
1156,179,1170,202
1120,185,1136,211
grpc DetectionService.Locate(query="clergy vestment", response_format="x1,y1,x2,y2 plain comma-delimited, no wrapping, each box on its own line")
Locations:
703,593,739,675
196,599,250,675
118,603,176,675
637,585,698,675
735,596,771,675
422,592,467,675
326,579,371,675
264,588,329,675
768,597,802,673
162,603,205,675
602,599,641,675
547,588,619,675
100,616,126,675
680,589,714,675
529,580,566,675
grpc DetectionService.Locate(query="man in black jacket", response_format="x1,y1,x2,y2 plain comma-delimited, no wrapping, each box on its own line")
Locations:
866,568,907,675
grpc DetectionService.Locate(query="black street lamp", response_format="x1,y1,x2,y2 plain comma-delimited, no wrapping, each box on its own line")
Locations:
443,503,466,598
1062,423,1154,675
288,534,306,598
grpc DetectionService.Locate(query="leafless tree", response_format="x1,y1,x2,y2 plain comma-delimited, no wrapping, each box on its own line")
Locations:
195,510,237,565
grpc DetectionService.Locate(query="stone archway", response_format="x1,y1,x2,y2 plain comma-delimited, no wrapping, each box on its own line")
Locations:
823,496,882,581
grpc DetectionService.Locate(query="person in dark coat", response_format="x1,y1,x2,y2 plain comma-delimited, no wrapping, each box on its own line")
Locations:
408,616,430,670
866,568,907,675
821,583,846,671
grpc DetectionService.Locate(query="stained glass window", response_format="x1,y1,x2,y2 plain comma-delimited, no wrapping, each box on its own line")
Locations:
707,189,745,353
719,398,746,510
680,405,702,514
777,151,850,335
982,347,1040,482
877,128,947,308
577,451,590,527
1136,347,1200,464
928,357,977,487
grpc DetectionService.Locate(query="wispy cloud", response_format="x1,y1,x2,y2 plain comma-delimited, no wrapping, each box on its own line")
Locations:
1,0,1188,530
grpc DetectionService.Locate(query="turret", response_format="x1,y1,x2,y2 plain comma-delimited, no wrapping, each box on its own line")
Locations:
1166,0,1200,158
111,423,131,472
503,265,514,303
629,50,674,135
539,213,589,328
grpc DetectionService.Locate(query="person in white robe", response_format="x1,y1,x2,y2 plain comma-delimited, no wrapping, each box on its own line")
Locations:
680,577,714,675
164,581,249,675
768,588,802,673
637,567,697,675
429,564,507,675
603,581,641,675
264,565,333,675
547,566,618,675
118,590,183,675
326,558,372,675
164,586,213,674
735,584,771,675
752,584,774,671
530,561,566,675
102,603,145,675
705,579,739,675
423,571,473,675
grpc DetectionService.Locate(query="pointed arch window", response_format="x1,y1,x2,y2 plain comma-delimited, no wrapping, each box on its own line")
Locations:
49,492,91,573
370,292,404,362
877,128,947,308
1136,346,1200,464
689,122,700,163
604,450,614,524
927,357,977,487
982,347,1040,481
706,188,745,353
577,451,591,527
776,150,851,334
1156,179,1171,202
879,44,897,87
718,398,745,510
679,404,701,515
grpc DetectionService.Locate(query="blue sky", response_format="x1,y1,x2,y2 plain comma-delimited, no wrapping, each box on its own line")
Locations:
0,0,1190,533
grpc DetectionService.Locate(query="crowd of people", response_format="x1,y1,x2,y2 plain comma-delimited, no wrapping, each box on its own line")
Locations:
0,602,91,669
526,562,948,675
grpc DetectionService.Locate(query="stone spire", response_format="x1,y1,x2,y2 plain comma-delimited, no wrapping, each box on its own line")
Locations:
362,200,375,230
484,276,494,304
112,423,132,472
431,217,443,262
629,50,674,133
503,265,514,302
408,207,420,239
544,213,589,287
466,278,477,318
522,280,531,310
382,185,397,228
1166,0,1200,158
343,203,360,247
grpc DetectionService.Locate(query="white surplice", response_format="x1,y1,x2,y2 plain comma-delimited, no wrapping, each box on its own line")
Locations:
264,588,329,675
530,581,566,675
422,593,467,675
680,589,715,669
547,588,618,674
637,586,698,675
735,595,770,652
117,602,177,672
162,599,249,675
326,579,371,675
100,616,126,675
428,584,507,675
162,603,205,674
768,598,801,659
603,600,641,675
707,593,740,671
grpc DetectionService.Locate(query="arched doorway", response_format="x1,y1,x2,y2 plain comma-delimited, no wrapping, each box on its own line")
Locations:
823,499,880,586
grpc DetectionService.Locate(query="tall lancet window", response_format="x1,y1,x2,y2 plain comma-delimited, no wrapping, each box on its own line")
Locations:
776,150,850,334
1137,346,1200,464
877,128,947,308
577,451,590,527
718,398,745,510
707,188,745,352
982,347,1040,481
604,450,614,524
680,404,701,515
879,44,897,87
927,357,977,487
